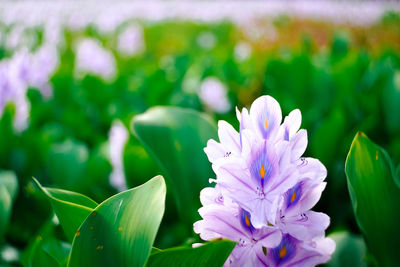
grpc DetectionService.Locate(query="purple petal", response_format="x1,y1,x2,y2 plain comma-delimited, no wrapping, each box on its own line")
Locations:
297,158,327,182
199,187,224,206
289,129,308,161
279,211,330,241
195,204,249,241
281,179,326,216
298,182,327,212
282,109,302,141
288,237,335,267
262,235,335,267
255,227,282,248
218,120,241,154
204,139,226,163
249,95,282,140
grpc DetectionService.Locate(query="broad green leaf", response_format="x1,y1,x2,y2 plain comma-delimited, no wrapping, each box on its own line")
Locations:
28,237,71,267
33,178,98,242
327,231,367,267
345,132,400,267
68,175,166,267
147,239,236,267
47,139,89,191
132,107,217,226
22,218,70,267
0,170,18,240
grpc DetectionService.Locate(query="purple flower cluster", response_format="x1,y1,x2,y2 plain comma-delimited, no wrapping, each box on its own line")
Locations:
0,48,58,132
194,95,335,266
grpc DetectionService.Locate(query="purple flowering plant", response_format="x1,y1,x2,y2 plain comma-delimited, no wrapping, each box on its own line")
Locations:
194,95,335,266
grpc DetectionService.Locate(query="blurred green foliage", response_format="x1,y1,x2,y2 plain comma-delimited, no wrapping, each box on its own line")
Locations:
132,106,217,234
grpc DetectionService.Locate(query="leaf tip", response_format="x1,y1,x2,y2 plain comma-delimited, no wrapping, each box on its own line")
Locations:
354,131,367,143
152,175,166,189
31,177,40,186
348,132,367,156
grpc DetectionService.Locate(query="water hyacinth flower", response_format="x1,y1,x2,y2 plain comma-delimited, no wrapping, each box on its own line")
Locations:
28,44,60,98
199,77,231,114
234,42,252,62
197,31,217,50
0,52,31,132
262,234,335,267
74,38,117,81
117,24,145,57
195,95,335,266
194,186,282,266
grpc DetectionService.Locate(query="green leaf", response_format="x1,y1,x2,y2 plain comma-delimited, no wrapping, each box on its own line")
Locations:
345,132,400,267
68,175,166,267
327,231,367,267
47,139,89,191
147,239,236,267
22,218,70,267
33,178,98,242
383,71,400,135
28,237,71,267
132,107,217,226
0,170,18,240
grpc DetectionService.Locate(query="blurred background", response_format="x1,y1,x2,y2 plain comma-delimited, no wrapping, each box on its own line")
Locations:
1,1,400,265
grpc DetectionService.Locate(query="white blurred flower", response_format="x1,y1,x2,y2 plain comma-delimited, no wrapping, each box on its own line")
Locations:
28,44,59,98
0,45,59,132
5,25,38,52
197,32,216,50
0,63,12,116
108,120,129,192
239,20,277,43
1,244,20,263
234,41,252,62
5,25,24,51
117,24,145,57
94,12,125,35
66,11,91,32
75,38,116,82
0,52,30,132
199,77,231,114
43,19,65,49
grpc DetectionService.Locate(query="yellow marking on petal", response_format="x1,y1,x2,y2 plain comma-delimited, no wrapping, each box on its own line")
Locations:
96,245,103,250
264,118,269,130
260,165,265,179
279,245,287,258
245,216,251,227
290,191,296,203
376,151,379,160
